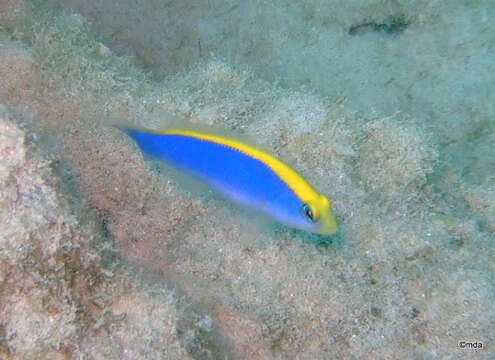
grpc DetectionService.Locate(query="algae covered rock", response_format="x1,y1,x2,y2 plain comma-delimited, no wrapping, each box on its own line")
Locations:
0,104,190,359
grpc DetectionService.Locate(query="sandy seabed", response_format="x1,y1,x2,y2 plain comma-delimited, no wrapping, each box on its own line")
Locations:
0,1,494,359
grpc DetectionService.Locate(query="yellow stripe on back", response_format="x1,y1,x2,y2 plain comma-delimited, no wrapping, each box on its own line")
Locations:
164,128,319,203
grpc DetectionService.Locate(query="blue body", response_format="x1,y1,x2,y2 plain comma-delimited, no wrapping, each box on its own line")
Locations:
126,129,303,225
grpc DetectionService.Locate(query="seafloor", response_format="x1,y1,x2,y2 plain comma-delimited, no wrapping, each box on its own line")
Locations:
0,0,493,359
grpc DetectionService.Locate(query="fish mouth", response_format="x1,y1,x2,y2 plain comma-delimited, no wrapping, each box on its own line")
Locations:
317,214,338,235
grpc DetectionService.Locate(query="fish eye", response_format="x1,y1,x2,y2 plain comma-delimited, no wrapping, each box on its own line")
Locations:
301,203,318,223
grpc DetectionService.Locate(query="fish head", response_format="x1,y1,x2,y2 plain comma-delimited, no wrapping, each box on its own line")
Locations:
298,194,338,235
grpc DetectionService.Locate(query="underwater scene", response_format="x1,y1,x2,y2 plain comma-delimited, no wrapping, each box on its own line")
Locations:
0,0,493,358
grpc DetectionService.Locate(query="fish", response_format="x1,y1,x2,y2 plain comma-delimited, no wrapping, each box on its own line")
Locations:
120,125,338,235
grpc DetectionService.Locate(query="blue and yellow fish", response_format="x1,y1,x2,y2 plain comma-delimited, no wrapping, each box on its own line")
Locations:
121,125,338,235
